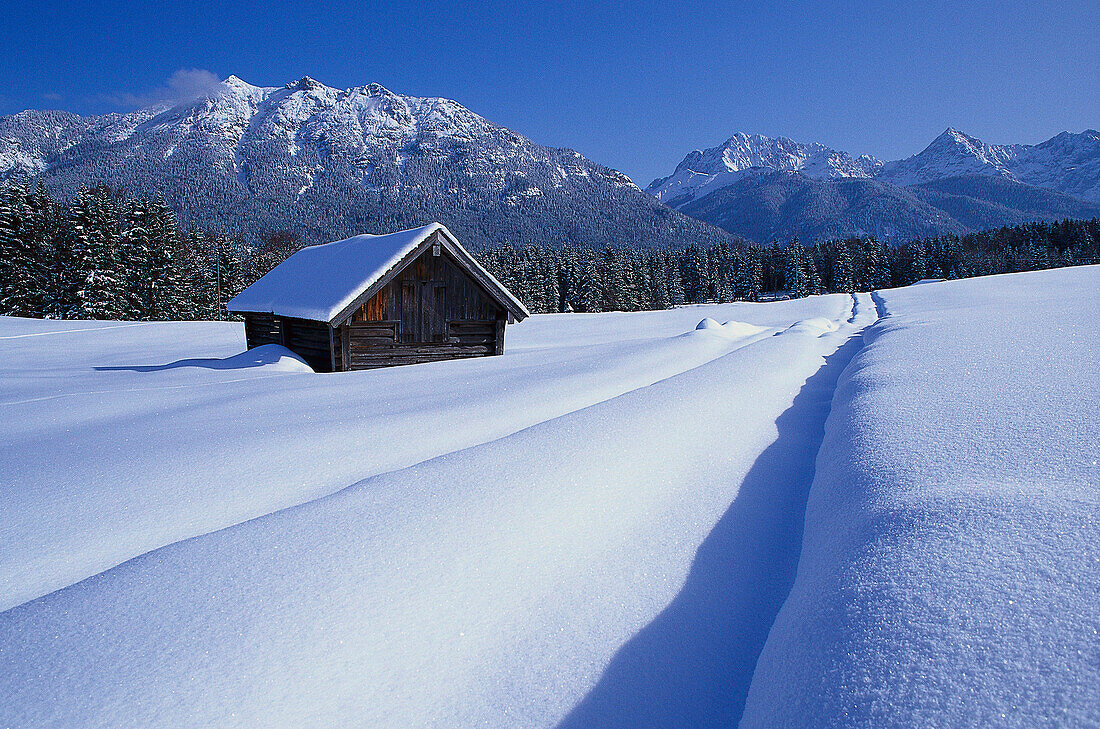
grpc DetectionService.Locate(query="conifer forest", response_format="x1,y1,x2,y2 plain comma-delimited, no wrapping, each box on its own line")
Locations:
1,182,1097,320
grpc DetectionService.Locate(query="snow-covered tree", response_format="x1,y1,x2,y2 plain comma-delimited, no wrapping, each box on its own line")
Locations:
69,186,124,319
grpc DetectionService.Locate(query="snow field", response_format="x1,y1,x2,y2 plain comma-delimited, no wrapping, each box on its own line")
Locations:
0,294,868,728
5,267,1092,728
0,295,848,612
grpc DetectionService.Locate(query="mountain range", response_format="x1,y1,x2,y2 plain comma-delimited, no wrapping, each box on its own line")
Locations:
1,76,1097,249
647,128,1100,243
0,76,736,250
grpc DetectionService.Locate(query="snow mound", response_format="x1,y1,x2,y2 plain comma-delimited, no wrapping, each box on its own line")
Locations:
227,344,314,372
0,299,862,729
0,295,845,613
778,317,839,336
134,344,315,373
692,318,766,338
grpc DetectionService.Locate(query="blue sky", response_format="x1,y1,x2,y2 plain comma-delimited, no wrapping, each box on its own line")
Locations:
2,0,1096,185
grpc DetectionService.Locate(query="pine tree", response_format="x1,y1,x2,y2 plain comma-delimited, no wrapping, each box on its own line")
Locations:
146,195,186,319
0,183,28,315
210,232,246,318
731,249,762,301
783,241,809,298
827,240,856,292
70,186,124,319
575,247,602,312
665,252,686,307
0,182,53,317
679,245,708,304
120,194,155,318
180,228,217,319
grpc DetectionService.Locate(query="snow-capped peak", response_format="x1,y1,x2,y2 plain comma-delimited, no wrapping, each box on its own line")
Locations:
286,76,325,91
877,127,1018,185
646,132,881,205
650,126,1100,210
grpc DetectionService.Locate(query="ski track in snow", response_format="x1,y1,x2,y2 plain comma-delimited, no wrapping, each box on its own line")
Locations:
740,267,1100,728
0,293,876,728
557,292,878,728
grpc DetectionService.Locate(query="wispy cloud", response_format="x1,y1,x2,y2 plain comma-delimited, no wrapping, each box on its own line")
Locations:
104,69,223,109
42,92,63,102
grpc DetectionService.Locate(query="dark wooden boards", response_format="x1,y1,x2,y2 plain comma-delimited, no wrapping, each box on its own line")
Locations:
242,314,335,372
336,317,503,370
241,232,518,372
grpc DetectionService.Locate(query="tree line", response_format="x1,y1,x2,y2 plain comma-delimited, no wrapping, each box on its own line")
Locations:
477,219,1100,313
0,183,297,320
1,181,1097,320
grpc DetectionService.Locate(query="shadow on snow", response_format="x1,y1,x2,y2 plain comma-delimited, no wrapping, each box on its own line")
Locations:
555,331,868,729
94,344,307,372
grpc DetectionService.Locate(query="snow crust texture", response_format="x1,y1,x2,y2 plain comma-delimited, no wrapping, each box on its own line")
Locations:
741,266,1100,728
0,294,861,728
0,296,846,613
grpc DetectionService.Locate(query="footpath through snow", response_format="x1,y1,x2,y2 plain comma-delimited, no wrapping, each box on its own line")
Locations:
0,294,873,728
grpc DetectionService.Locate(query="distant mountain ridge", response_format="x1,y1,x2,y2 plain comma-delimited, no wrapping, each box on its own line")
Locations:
649,128,1100,243
648,132,883,206
0,76,740,250
4,80,1097,249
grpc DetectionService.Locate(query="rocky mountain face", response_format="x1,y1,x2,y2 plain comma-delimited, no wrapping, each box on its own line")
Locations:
649,128,1100,243
879,128,1100,202
648,132,882,207
0,76,739,250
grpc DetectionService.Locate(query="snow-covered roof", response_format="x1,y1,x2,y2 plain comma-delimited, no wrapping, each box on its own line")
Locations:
227,223,529,323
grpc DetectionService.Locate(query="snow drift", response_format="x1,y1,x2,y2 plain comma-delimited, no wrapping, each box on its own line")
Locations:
0,294,869,728
741,266,1100,728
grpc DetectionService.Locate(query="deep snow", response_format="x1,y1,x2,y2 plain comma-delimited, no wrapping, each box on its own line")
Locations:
0,295,847,613
0,267,1096,728
741,266,1100,728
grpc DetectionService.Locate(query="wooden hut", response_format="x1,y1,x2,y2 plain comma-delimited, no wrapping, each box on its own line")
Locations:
227,223,529,371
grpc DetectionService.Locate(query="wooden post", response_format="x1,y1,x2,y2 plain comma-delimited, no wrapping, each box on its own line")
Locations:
340,325,350,372
328,325,336,373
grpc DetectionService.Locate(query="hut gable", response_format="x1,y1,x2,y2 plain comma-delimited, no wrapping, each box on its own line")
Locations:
227,223,528,372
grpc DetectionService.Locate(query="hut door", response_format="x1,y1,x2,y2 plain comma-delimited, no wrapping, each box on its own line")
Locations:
422,281,446,342
400,279,446,342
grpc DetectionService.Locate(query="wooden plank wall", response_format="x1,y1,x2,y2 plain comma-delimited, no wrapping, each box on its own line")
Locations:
281,318,333,372
336,244,510,370
243,314,282,349
351,247,502,328
339,319,504,370
243,313,336,372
